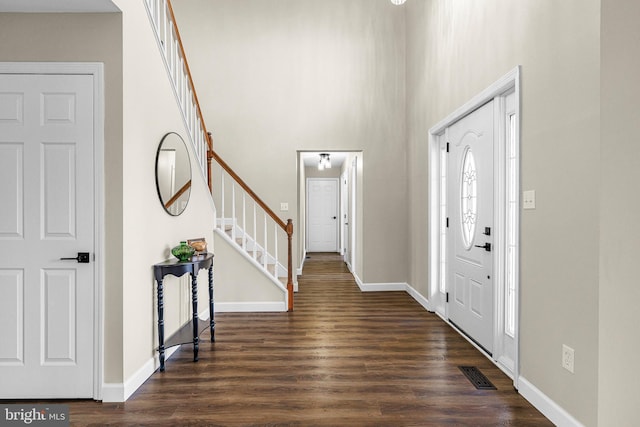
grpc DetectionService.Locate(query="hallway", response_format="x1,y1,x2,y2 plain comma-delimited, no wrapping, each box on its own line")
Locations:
58,253,550,425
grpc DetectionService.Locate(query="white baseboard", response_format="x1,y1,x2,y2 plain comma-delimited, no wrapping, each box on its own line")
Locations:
215,301,286,312
352,271,363,288
297,251,307,276
102,346,179,402
518,376,584,427
358,281,408,292
405,283,431,311
101,383,124,403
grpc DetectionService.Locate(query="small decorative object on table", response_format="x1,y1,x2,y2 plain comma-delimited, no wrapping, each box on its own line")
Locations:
171,241,195,262
188,238,207,255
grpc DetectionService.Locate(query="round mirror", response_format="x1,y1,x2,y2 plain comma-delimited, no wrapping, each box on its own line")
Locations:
155,132,192,216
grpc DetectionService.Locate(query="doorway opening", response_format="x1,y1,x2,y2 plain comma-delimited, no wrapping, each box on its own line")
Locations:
297,151,361,277
428,67,520,386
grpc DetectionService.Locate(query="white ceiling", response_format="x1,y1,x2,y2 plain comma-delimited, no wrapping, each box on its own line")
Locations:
302,152,348,169
0,0,120,13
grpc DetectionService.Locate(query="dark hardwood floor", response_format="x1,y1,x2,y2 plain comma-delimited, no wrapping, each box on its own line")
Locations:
25,253,553,426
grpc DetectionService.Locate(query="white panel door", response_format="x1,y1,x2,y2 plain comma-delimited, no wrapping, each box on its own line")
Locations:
0,74,95,398
447,101,494,354
307,178,339,252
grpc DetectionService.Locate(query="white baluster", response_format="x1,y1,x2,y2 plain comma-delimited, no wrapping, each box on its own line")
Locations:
162,1,168,55
185,91,190,131
151,0,157,30
173,36,178,80
263,214,268,270
231,182,236,242
253,203,257,261
166,21,172,77
220,170,225,230
274,223,278,277
189,93,194,134
198,127,202,167
180,58,185,107
213,202,217,232
242,193,247,250
181,65,185,107
168,36,172,80
199,122,204,169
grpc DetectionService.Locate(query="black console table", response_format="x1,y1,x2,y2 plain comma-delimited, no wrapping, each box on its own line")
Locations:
153,253,214,372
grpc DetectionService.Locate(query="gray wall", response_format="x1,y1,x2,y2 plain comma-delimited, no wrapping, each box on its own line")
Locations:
406,0,600,425
599,0,640,424
173,0,408,285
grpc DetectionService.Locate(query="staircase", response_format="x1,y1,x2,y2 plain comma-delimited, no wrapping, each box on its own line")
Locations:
144,0,294,310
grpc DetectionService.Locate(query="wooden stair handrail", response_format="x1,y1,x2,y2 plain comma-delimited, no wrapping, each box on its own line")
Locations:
167,0,213,192
209,140,288,232
165,0,212,154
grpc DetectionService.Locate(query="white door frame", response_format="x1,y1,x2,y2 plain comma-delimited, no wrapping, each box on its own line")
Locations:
349,156,358,274
428,66,520,387
340,170,348,257
0,62,105,400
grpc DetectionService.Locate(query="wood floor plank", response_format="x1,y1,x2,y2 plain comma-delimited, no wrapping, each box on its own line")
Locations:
3,252,552,426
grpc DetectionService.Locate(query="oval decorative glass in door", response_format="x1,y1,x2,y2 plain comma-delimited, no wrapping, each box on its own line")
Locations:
460,146,477,250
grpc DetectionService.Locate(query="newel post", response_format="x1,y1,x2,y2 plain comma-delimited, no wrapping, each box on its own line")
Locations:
286,219,294,312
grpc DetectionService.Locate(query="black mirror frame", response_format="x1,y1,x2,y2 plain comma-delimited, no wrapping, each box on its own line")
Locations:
155,132,192,216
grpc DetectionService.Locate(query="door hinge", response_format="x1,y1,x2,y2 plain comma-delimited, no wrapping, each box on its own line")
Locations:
446,217,449,228
446,292,449,303
446,142,450,153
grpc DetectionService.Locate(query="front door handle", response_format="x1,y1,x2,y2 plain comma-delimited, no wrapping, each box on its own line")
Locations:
60,252,90,263
474,243,492,252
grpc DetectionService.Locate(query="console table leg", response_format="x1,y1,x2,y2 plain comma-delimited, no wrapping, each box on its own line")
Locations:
208,264,215,342
157,278,165,372
191,271,199,362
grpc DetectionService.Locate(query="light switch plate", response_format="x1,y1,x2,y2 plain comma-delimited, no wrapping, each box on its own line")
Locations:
280,202,289,212
523,190,536,210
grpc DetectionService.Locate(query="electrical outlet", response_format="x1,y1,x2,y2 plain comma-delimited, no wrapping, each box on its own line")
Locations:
523,190,536,209
562,344,575,373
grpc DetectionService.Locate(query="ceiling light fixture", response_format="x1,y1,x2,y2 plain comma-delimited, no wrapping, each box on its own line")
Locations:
318,153,331,171
390,0,407,5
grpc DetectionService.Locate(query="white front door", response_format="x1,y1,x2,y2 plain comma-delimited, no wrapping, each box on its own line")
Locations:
307,178,339,252
447,101,494,354
0,73,95,398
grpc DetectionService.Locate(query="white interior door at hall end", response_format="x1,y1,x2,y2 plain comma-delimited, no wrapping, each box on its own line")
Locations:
0,74,95,398
447,101,495,354
307,178,338,252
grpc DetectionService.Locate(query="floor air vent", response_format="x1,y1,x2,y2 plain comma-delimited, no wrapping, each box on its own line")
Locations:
458,366,497,390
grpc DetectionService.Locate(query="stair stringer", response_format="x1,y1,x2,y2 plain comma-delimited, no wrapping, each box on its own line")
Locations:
218,219,288,278
213,228,288,312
